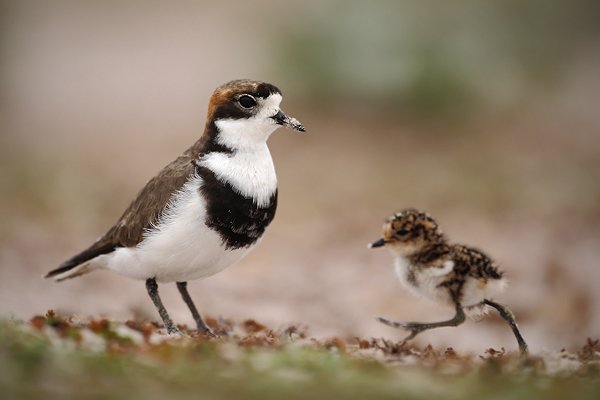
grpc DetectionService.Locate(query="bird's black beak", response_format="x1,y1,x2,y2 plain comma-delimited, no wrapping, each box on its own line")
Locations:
369,238,386,249
271,110,305,132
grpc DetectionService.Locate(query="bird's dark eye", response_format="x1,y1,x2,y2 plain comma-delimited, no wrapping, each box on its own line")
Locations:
397,229,410,237
238,94,256,109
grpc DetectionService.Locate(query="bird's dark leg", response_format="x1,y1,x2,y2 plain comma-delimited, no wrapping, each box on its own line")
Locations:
483,299,529,355
145,278,179,334
378,304,466,343
176,281,215,337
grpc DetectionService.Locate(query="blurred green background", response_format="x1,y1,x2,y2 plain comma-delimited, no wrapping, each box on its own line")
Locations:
1,0,599,352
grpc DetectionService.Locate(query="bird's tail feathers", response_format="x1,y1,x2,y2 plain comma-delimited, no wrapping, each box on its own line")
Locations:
46,260,100,282
44,242,115,281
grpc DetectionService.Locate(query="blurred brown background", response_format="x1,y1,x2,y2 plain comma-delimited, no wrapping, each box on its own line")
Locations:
1,0,599,352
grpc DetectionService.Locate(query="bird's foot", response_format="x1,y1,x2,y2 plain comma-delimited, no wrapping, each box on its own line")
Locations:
155,325,191,339
195,326,219,339
148,326,192,345
377,317,424,343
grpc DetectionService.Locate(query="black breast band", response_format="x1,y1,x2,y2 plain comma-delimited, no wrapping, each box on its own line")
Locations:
196,165,277,250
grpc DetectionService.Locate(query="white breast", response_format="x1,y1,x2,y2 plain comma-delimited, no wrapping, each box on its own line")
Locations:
105,174,252,283
394,256,454,305
198,144,277,208
394,257,422,298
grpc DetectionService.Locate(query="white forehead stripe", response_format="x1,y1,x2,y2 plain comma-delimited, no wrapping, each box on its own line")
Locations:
258,93,282,118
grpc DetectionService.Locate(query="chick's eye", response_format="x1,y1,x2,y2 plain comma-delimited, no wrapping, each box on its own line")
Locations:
397,229,410,237
238,95,256,109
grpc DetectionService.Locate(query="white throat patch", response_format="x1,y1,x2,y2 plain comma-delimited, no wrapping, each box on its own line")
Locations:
213,93,283,148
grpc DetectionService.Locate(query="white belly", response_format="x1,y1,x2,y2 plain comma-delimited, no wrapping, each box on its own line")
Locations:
461,276,508,307
394,257,507,308
104,175,253,283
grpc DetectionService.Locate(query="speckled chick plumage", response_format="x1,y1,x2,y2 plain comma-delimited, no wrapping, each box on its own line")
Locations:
370,208,528,354
375,208,506,315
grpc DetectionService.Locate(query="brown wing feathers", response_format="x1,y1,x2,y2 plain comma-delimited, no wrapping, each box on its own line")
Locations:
45,149,198,279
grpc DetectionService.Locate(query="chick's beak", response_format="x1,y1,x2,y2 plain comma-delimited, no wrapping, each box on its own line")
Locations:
368,238,387,249
271,110,305,132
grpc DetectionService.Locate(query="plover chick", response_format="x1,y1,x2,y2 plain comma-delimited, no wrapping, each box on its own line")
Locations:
45,79,305,336
369,208,528,354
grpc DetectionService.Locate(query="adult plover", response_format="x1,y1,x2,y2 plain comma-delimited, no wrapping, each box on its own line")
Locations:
45,79,305,336
369,208,528,354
